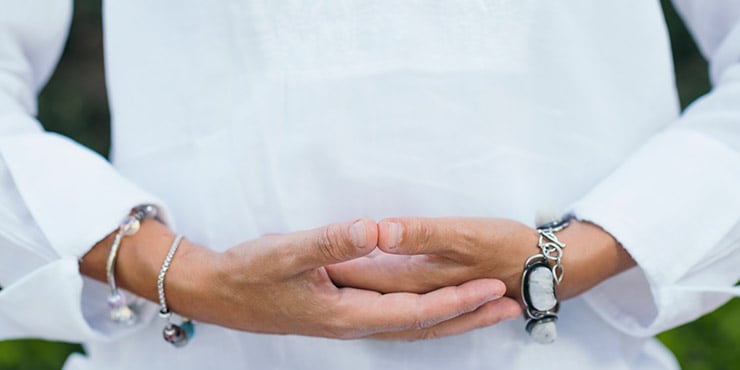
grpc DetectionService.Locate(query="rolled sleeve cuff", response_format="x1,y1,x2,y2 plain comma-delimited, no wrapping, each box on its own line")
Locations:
0,129,171,258
0,257,158,342
569,128,740,336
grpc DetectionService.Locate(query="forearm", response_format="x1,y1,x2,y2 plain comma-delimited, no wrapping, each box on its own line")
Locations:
78,220,219,318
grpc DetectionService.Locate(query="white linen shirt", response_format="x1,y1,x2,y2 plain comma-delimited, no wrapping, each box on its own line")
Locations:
1,1,740,369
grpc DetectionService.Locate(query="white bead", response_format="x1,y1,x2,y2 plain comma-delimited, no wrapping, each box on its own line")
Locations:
530,320,557,344
110,305,137,326
121,217,141,236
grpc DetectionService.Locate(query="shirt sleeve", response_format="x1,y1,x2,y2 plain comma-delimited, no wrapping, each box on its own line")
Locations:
0,0,166,342
569,0,740,337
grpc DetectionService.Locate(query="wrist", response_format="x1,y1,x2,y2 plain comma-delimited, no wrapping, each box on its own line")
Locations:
80,218,174,291
158,237,222,321
503,227,540,304
556,220,635,300
515,218,633,344
81,219,221,321
110,219,177,302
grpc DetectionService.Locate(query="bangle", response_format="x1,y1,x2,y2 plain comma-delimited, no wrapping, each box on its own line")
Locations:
157,234,195,347
521,214,572,344
106,204,160,325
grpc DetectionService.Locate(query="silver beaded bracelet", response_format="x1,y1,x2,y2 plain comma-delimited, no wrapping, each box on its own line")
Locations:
157,234,195,347
521,214,572,344
105,204,160,326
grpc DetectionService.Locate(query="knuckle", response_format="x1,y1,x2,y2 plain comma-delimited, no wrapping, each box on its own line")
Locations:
321,323,350,339
316,294,363,340
317,224,350,262
456,225,478,249
418,328,440,341
412,317,426,331
408,297,446,331
411,313,437,331
409,219,434,248
401,327,439,342
322,314,361,340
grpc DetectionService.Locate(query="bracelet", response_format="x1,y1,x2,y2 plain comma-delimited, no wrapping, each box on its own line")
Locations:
106,204,160,326
157,234,195,347
521,214,572,344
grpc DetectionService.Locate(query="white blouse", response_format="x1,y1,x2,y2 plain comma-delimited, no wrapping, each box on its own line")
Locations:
1,1,739,369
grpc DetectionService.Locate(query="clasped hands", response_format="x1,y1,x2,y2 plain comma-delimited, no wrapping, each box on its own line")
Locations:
184,216,629,341
89,215,631,341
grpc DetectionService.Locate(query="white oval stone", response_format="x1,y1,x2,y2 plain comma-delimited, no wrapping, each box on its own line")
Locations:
528,266,556,311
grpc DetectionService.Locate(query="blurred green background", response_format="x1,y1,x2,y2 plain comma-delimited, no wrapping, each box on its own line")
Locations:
1,1,738,369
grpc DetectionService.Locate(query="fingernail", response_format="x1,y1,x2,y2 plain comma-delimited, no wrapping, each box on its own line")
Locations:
485,294,503,303
349,220,367,248
385,222,403,249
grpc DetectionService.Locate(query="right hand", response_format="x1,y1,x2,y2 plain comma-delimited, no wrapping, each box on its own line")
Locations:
174,219,519,339
84,218,518,340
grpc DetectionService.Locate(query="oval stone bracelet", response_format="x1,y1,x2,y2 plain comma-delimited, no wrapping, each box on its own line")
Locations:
521,214,572,344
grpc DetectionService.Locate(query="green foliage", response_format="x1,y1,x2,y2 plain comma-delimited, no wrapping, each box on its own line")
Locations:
0,340,82,370
661,0,712,108
658,299,740,369
0,0,737,369
36,0,110,156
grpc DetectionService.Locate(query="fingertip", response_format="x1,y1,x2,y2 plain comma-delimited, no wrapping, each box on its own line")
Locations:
497,285,509,301
474,279,507,302
503,299,524,320
492,279,509,299
478,298,523,325
378,219,404,251
489,295,524,320
350,218,378,251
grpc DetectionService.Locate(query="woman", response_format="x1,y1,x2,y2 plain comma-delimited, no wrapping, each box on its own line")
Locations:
1,1,739,369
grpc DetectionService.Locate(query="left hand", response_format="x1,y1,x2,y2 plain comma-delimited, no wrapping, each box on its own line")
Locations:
327,217,635,304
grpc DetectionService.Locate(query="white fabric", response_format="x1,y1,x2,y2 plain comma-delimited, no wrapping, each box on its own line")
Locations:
1,1,739,369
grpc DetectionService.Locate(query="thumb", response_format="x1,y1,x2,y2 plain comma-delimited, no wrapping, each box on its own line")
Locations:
275,218,378,273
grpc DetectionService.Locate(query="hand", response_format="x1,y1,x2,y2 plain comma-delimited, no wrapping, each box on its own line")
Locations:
327,217,635,304
83,218,518,340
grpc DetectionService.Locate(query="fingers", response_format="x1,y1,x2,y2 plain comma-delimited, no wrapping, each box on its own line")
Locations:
377,217,486,257
327,252,465,294
331,279,507,337
270,218,379,273
367,297,522,340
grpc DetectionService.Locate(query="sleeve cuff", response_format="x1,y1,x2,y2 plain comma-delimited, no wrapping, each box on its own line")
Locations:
569,127,740,335
0,130,172,258
0,257,158,342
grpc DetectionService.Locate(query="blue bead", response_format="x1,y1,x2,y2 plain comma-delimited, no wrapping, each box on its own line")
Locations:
181,320,195,339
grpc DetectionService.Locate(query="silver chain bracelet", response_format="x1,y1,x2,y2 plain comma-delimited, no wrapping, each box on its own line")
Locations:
157,234,195,347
